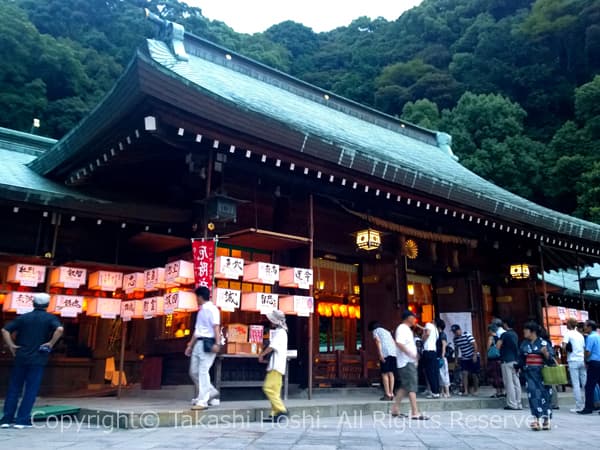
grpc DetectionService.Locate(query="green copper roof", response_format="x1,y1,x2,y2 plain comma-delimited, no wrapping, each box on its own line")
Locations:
144,36,600,242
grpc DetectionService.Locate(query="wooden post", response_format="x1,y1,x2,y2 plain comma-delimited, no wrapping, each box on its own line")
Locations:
308,194,314,399
117,319,127,399
539,245,550,332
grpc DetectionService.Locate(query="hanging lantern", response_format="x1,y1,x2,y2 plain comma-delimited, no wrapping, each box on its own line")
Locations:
332,303,340,317
348,305,356,319
163,290,198,314
317,303,326,316
407,284,415,296
356,228,381,251
340,304,348,318
86,298,121,319
325,305,332,317
510,264,530,279
580,272,600,292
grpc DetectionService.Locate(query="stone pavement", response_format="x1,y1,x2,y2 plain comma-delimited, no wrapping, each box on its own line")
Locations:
0,407,599,449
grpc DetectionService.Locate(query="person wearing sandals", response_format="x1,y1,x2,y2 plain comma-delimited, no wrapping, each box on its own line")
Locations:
390,311,428,420
517,321,553,431
368,321,396,401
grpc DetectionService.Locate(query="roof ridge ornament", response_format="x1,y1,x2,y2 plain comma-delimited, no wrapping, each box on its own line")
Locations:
145,8,188,62
435,132,458,161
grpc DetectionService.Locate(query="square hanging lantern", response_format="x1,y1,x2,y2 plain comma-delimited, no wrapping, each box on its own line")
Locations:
7,264,46,287
86,297,121,319
49,267,87,288
243,262,280,285
241,292,279,315
356,228,381,251
4,292,36,314
279,295,314,317
510,264,530,279
214,288,241,312
122,273,145,294
88,271,123,291
144,267,166,290
120,300,140,321
165,260,195,287
279,268,313,289
163,290,198,314
215,256,244,280
48,295,84,317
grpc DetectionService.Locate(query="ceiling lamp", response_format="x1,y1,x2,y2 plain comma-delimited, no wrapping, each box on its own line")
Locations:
510,264,530,279
356,228,381,251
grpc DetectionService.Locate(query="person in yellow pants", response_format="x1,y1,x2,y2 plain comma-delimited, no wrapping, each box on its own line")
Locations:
259,310,288,422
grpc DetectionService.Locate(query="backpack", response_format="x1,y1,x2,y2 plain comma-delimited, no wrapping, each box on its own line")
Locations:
445,345,455,361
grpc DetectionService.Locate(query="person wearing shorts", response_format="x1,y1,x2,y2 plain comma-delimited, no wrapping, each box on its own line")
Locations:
390,311,428,420
369,321,397,401
451,324,480,396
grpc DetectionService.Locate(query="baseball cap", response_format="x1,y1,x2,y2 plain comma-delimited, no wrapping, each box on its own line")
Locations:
33,293,50,307
450,324,461,332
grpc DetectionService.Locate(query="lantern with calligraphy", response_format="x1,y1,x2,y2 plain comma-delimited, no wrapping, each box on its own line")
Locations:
279,295,314,317
279,268,313,289
48,295,84,317
165,260,195,287
509,264,530,280
243,262,280,285
4,292,36,314
122,273,145,294
214,288,241,312
86,297,121,319
88,271,123,291
241,292,279,314
163,290,198,314
139,296,164,318
144,267,166,290
215,256,244,280
7,264,46,287
120,300,140,321
355,228,381,251
49,267,87,288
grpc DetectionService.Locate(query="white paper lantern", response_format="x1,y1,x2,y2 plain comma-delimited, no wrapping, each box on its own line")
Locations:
49,267,87,288
7,264,46,287
279,268,313,289
215,256,244,280
214,288,241,312
122,273,145,294
88,271,123,291
4,292,36,314
241,292,278,314
48,295,84,317
144,268,166,290
86,297,121,319
165,260,195,286
279,295,314,317
243,262,280,285
163,290,198,314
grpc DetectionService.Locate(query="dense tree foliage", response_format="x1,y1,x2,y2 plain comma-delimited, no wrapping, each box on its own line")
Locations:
0,0,599,221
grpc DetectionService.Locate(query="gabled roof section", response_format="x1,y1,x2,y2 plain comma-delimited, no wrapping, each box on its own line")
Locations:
144,33,600,243
0,126,57,156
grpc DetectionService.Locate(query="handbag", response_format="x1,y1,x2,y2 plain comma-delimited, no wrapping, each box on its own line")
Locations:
541,364,568,385
487,345,500,359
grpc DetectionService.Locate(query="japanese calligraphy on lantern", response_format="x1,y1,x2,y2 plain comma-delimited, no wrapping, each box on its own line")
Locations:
568,308,579,320
144,268,165,290
243,262,280,285
49,267,87,288
163,292,179,314
249,325,264,343
142,296,164,318
122,273,145,294
215,288,241,312
280,268,313,289
294,296,314,317
557,306,566,320
7,264,46,287
191,239,216,290
49,295,83,317
258,293,278,314
165,260,194,286
120,300,137,321
580,310,589,321
215,256,244,280
5,292,36,314
89,271,123,291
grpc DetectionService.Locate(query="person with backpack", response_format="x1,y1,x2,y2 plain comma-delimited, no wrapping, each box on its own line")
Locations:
497,317,522,410
436,319,451,398
487,323,504,398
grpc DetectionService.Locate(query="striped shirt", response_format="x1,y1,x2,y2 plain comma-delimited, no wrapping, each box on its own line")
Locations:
454,331,476,360
373,327,397,358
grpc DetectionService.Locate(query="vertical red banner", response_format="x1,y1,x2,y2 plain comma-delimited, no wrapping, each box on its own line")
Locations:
191,239,216,291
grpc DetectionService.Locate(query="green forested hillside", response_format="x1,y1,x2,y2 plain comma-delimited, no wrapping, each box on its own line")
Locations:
1,0,599,222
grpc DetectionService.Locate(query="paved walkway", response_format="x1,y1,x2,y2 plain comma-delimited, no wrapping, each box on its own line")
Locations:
0,408,598,449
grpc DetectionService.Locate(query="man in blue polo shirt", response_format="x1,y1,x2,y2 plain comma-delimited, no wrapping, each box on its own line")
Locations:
578,320,600,414
1,293,63,428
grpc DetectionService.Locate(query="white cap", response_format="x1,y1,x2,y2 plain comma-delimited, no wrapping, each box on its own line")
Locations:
33,293,50,307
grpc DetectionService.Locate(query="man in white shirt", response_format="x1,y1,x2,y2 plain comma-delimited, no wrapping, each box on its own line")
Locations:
421,321,440,398
185,286,221,410
391,311,428,420
259,310,288,422
562,317,586,412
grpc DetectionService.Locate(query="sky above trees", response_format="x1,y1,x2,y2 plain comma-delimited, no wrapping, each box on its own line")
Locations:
185,0,423,33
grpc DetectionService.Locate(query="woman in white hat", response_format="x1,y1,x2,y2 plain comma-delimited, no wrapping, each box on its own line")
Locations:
259,309,288,422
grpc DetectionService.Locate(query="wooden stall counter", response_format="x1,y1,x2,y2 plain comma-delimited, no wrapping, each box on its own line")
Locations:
215,351,297,400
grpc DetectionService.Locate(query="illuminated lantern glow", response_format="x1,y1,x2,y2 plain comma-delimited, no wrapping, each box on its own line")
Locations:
510,264,530,279
355,308,361,319
165,260,195,286
317,303,325,316
407,284,415,296
89,271,123,291
340,304,348,318
355,228,381,251
49,267,87,288
86,297,121,319
332,304,340,317
348,305,356,319
325,305,332,317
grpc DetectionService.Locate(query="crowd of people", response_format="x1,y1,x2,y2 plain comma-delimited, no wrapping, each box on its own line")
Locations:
369,313,600,430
